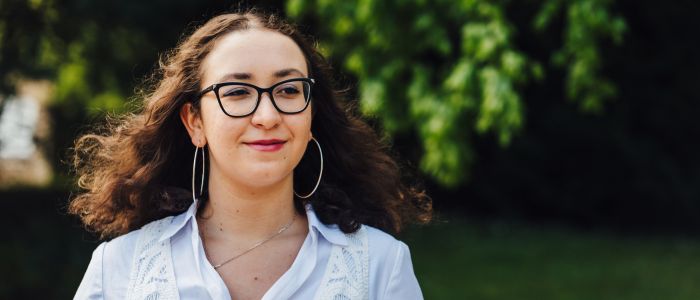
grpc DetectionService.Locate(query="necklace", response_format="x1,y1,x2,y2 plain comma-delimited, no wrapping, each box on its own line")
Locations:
201,213,297,270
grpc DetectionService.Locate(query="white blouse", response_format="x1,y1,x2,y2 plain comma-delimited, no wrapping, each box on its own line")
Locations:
74,201,424,299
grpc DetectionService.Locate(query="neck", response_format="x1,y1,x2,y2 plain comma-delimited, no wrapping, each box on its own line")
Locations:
198,170,299,242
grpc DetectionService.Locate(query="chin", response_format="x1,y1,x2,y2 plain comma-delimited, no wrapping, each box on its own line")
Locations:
235,166,292,188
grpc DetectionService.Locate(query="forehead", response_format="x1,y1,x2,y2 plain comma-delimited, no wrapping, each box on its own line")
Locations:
200,28,308,86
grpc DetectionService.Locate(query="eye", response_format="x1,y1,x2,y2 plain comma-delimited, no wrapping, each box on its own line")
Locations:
222,88,251,97
275,85,301,97
219,85,257,101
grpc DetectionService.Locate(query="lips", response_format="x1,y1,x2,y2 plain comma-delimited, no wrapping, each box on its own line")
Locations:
244,139,286,152
247,139,285,145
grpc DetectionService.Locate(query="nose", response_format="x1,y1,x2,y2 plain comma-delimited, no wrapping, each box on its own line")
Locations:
250,92,281,129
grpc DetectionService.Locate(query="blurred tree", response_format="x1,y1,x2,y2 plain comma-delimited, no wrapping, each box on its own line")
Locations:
0,0,625,188
0,0,283,178
1,0,214,115
287,0,625,187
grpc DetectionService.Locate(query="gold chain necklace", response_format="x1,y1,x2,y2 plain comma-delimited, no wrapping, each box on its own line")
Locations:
201,214,297,270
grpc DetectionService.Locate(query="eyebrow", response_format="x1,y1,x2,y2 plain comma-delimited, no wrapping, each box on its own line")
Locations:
216,68,306,83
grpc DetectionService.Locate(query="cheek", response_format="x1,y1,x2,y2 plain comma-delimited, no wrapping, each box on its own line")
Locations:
288,112,312,139
201,107,246,148
284,113,312,159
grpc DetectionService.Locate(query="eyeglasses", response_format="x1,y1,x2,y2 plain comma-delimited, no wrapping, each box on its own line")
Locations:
197,77,315,118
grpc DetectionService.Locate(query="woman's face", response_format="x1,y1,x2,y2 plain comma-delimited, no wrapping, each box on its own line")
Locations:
184,28,313,191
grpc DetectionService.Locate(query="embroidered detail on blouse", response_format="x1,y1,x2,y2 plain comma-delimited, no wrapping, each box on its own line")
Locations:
126,217,180,300
125,217,370,300
314,225,369,300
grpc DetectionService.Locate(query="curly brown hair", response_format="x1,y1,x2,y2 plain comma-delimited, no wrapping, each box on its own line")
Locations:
68,10,432,240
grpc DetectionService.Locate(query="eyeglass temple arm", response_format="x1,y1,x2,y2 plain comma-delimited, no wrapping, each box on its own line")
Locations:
197,85,216,99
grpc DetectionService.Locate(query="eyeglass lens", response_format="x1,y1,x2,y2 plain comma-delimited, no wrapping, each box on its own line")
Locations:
216,80,311,116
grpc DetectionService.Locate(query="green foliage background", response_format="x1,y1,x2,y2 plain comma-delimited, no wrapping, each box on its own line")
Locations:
287,0,625,186
4,0,698,233
0,0,625,187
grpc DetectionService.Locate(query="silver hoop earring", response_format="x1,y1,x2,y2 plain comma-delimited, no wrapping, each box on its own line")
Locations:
192,146,206,201
294,137,323,199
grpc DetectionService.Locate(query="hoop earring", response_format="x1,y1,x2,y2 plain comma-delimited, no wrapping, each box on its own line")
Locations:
192,146,206,201
294,137,323,199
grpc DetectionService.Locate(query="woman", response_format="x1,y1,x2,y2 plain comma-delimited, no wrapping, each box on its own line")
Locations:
72,10,431,300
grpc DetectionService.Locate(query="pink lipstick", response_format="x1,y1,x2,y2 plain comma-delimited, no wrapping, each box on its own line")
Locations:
245,139,286,152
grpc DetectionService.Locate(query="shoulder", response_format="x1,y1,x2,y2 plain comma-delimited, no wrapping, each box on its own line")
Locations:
74,226,143,298
333,223,410,263
102,215,176,262
74,215,180,298
351,224,413,277
94,216,178,292
360,224,409,260
315,224,410,300
359,225,423,299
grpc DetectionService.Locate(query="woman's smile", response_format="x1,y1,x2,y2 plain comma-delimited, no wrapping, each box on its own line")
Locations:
244,139,287,152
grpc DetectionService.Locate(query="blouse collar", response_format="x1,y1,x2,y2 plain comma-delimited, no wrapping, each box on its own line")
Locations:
157,199,349,246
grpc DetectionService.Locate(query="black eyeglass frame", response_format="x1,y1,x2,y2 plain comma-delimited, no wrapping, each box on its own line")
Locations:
197,77,316,118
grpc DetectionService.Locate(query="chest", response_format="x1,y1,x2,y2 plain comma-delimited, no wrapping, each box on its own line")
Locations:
207,237,304,300
125,218,370,300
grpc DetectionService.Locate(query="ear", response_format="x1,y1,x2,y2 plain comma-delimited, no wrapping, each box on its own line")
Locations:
180,103,207,147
